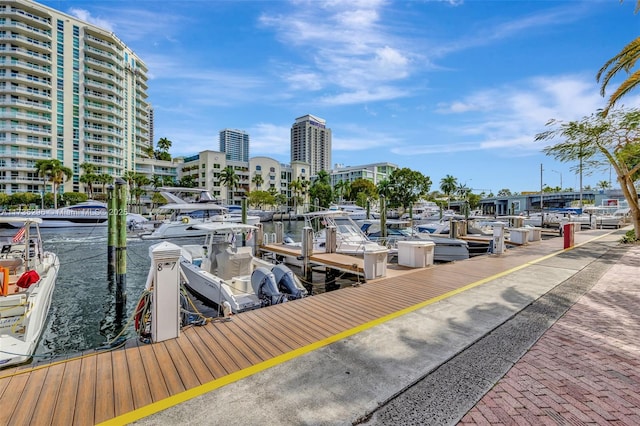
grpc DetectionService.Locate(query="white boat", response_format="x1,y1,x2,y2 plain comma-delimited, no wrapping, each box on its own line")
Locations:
361,219,470,262
328,204,376,221
0,201,148,229
1,217,59,368
281,210,388,261
140,188,261,240
179,223,307,314
400,200,441,221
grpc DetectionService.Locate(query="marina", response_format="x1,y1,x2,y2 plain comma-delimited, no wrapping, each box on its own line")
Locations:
0,224,618,425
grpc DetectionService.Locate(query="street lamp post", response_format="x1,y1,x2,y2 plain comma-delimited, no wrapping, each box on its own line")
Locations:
551,170,562,191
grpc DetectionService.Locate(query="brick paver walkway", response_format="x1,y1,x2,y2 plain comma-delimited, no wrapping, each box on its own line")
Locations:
460,246,640,425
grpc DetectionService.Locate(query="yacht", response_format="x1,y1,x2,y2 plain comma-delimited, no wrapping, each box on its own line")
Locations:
1,217,59,367
140,189,260,240
0,201,148,229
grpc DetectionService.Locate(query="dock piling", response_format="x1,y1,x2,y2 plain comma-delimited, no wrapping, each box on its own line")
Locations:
114,178,127,307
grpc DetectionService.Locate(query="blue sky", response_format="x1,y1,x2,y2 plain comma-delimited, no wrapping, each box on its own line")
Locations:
41,0,640,194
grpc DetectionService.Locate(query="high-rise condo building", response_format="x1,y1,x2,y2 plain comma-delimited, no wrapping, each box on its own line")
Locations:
290,114,331,176
219,128,249,162
0,0,150,195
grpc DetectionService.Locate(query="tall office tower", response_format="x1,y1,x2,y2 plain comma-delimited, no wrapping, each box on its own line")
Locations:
0,0,150,194
219,128,249,162
290,114,331,176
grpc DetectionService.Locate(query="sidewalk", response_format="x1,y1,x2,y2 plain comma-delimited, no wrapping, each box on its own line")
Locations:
458,243,640,425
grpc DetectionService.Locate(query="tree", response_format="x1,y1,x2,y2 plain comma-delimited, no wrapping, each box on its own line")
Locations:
536,108,640,240
309,171,333,209
132,174,150,213
288,178,303,214
333,179,350,202
151,175,164,190
156,137,172,161
247,190,275,209
439,175,458,209
597,39,640,116
34,159,73,209
251,173,264,190
96,174,113,198
80,162,98,198
219,166,239,204
597,180,611,191
122,170,138,206
348,178,377,206
497,188,512,196
388,168,432,210
143,145,156,159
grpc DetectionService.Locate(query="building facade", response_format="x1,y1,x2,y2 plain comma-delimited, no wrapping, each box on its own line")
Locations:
0,0,150,195
290,114,331,176
330,162,398,186
219,128,249,162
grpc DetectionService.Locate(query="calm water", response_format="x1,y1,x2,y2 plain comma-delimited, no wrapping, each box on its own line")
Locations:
0,220,306,363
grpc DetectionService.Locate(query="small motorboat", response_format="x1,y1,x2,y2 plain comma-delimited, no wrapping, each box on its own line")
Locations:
1,217,59,368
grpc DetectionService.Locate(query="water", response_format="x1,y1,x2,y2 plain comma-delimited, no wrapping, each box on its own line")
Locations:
0,221,306,363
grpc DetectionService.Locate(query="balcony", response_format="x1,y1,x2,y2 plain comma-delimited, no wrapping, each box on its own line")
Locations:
3,98,52,112
0,123,51,136
0,32,51,53
0,45,51,64
0,58,51,76
84,34,119,55
3,19,52,41
85,57,119,74
0,111,51,124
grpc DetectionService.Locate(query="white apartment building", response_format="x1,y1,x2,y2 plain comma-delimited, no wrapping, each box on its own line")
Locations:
330,162,399,186
178,150,311,207
0,0,150,195
290,114,331,176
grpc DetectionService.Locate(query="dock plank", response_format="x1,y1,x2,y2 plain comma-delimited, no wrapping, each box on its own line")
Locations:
1,372,31,425
73,355,97,426
51,358,82,426
94,352,115,424
30,362,66,426
111,348,135,416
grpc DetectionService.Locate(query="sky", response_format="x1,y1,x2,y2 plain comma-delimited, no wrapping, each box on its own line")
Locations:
40,0,640,194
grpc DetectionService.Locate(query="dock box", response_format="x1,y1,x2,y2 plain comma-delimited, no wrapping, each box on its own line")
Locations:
397,240,435,268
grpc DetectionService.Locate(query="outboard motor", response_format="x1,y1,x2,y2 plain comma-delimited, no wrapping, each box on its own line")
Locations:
251,267,287,306
272,264,305,300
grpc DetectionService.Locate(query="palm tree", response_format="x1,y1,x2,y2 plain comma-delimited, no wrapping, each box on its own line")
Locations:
597,180,611,191
440,175,458,209
142,145,156,159
122,170,138,207
219,166,239,204
251,173,264,190
157,137,172,153
288,178,303,214
334,179,348,202
79,163,98,198
34,159,73,209
597,37,640,115
97,174,113,197
133,174,150,213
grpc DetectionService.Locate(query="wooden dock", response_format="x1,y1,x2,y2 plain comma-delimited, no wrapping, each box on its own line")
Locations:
0,231,605,425
260,243,365,275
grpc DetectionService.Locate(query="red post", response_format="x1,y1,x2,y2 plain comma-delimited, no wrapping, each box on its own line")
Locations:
563,222,574,249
